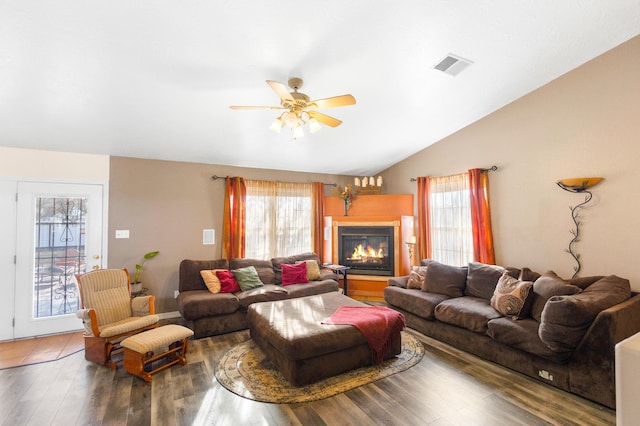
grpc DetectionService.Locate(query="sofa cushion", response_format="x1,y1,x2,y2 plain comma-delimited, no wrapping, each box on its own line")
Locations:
530,271,582,322
272,252,323,284
519,267,541,282
296,260,321,280
434,296,502,334
200,269,224,293
236,284,290,310
538,275,631,352
422,261,467,298
283,279,340,298
232,266,264,291
229,258,276,285
490,273,533,318
384,286,450,320
487,317,572,363
568,275,606,290
419,259,434,267
465,262,507,300
177,290,239,320
282,262,309,286
179,259,229,292
407,266,428,290
216,270,241,293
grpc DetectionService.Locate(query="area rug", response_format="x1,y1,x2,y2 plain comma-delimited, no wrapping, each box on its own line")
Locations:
215,331,424,403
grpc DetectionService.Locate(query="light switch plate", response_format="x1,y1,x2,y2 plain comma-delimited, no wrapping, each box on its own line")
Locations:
115,230,130,239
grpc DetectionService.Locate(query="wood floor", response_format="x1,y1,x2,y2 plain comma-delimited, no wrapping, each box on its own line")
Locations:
0,326,615,426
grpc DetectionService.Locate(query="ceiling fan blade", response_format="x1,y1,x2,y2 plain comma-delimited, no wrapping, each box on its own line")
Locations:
230,105,285,110
266,80,294,102
309,94,356,109
309,111,342,127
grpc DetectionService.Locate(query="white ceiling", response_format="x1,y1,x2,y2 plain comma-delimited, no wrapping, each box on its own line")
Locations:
1,1,638,176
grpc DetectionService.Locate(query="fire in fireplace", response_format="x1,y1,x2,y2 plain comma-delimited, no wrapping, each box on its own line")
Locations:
338,226,394,276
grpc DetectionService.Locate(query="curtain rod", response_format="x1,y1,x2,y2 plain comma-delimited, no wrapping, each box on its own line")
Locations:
210,175,337,187
409,165,498,182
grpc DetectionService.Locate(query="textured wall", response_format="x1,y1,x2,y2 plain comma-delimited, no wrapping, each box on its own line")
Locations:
108,157,350,313
381,35,640,289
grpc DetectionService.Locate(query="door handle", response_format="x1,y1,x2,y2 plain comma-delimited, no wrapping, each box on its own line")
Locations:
92,264,100,270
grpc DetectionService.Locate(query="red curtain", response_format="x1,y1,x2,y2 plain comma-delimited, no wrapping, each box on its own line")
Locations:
416,176,432,262
468,169,495,264
222,177,246,259
312,182,325,257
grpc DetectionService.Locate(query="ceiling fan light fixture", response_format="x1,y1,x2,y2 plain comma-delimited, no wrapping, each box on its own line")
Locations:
285,112,299,128
293,124,304,139
270,116,283,133
231,78,356,140
309,117,321,133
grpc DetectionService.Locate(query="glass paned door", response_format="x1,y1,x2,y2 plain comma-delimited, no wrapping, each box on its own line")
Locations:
32,197,86,317
15,182,104,338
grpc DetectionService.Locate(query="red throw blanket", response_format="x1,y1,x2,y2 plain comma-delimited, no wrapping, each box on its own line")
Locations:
322,306,406,364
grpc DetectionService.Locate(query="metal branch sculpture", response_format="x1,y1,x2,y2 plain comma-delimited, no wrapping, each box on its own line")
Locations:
565,191,593,278
556,177,603,279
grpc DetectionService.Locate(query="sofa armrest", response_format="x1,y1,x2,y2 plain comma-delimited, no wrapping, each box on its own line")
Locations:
388,276,409,289
179,259,229,292
570,293,640,408
319,269,339,281
131,295,155,316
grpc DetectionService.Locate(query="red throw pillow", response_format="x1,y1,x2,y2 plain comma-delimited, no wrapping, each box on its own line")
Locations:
281,262,309,286
216,270,241,293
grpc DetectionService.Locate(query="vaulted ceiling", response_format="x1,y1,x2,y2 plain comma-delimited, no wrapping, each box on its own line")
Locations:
1,1,638,175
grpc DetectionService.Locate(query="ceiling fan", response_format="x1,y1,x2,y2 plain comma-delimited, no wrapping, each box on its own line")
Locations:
230,78,356,139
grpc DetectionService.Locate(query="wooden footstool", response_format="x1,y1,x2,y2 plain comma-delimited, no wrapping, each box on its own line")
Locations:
120,324,194,382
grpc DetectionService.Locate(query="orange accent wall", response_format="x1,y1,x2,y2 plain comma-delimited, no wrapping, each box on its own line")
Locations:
325,194,414,217
323,194,415,300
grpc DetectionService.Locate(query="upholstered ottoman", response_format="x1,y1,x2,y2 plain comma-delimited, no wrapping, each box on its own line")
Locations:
121,324,194,382
247,292,401,386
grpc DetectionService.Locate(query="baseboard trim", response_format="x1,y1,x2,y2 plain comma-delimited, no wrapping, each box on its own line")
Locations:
158,311,181,320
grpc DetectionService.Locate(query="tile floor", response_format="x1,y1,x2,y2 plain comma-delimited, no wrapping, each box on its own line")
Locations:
0,331,84,369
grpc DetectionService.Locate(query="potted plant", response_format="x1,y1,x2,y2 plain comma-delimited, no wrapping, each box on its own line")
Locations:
131,250,159,294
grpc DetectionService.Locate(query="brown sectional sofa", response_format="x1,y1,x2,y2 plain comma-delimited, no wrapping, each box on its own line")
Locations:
177,252,339,338
384,259,640,408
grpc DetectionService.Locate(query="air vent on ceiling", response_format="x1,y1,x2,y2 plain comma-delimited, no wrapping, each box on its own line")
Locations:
434,54,473,76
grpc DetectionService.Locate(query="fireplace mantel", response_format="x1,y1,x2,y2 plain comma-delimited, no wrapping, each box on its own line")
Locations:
322,194,415,299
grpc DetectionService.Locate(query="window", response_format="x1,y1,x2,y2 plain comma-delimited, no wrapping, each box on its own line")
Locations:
244,180,313,259
429,173,474,266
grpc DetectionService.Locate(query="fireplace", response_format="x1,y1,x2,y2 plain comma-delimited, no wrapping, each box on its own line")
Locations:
338,226,394,276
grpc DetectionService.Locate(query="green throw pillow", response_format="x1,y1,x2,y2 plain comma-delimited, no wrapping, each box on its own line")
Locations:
232,266,264,291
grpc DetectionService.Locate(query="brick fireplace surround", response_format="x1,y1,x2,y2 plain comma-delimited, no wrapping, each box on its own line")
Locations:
323,194,414,300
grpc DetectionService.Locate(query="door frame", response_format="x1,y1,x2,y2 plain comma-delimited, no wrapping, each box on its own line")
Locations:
0,177,109,340
0,180,17,341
